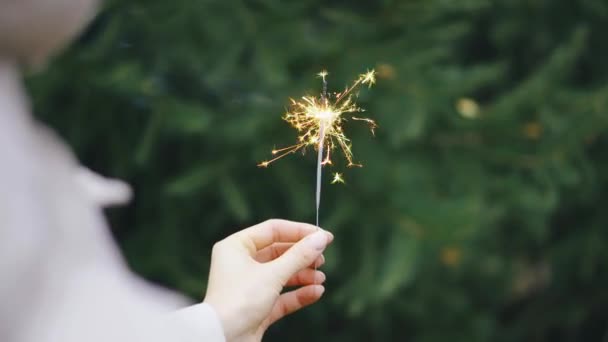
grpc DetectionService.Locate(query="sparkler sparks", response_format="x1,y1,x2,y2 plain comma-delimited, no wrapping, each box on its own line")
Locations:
258,69,378,172
331,172,345,185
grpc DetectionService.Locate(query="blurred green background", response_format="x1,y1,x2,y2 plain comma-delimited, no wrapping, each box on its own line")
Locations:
27,0,608,341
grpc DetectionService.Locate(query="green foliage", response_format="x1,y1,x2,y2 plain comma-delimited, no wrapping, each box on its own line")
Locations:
28,0,608,340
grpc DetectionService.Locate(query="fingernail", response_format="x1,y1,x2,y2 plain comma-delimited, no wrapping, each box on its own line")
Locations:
317,272,326,283
315,285,325,296
317,254,326,267
326,231,334,243
320,228,334,242
306,231,328,251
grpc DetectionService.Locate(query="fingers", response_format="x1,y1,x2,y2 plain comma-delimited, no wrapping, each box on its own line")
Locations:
255,243,325,268
266,285,325,327
240,219,321,251
271,231,332,283
285,269,325,287
254,242,291,262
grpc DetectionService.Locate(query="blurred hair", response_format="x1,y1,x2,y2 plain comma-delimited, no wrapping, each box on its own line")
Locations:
0,0,98,68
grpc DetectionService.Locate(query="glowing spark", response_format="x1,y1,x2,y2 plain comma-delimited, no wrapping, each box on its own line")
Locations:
361,69,376,88
331,173,345,185
258,69,377,170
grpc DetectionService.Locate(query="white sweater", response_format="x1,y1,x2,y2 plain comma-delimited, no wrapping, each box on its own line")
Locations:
0,62,225,342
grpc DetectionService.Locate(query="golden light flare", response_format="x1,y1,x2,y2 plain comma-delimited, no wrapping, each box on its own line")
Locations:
258,69,378,174
331,172,345,185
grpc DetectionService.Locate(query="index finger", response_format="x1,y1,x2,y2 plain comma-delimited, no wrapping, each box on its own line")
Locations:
239,219,321,251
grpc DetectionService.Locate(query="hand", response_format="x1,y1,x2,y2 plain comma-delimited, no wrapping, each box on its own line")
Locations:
203,219,333,342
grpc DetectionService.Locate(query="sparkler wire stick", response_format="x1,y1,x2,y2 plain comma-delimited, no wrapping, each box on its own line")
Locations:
314,73,329,283
314,125,325,284
315,72,329,228
316,123,325,228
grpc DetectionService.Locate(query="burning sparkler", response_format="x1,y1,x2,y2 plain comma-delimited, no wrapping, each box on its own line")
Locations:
258,69,377,170
258,68,377,286
259,68,377,230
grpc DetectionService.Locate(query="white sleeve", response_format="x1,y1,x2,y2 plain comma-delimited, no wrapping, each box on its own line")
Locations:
0,64,225,342
165,303,227,342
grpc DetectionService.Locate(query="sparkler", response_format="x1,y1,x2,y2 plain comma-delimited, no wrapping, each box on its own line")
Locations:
259,68,377,228
258,69,377,171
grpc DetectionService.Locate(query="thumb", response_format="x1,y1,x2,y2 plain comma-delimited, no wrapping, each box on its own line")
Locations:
271,231,330,283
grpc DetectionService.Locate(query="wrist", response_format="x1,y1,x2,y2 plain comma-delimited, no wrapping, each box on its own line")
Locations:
204,297,241,342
